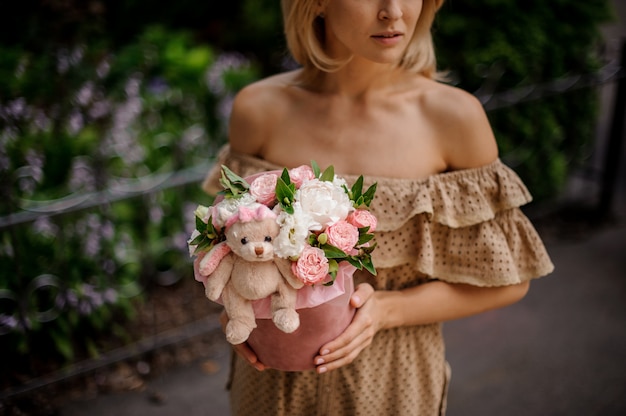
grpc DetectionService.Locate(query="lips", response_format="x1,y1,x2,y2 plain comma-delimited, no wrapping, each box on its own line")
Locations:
371,31,403,39
371,31,404,46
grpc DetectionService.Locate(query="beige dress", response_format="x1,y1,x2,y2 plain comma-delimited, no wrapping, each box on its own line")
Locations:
202,146,554,416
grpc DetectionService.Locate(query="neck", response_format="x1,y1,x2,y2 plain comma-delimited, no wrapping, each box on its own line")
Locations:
303,58,409,100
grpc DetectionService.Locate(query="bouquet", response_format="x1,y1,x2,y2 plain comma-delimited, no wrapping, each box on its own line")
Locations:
188,162,377,370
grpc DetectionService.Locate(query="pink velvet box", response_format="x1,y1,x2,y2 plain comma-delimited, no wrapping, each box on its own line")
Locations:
247,270,355,371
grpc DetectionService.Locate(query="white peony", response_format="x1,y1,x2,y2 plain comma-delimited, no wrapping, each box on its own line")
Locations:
273,202,316,258
331,175,348,189
296,179,352,230
211,193,257,228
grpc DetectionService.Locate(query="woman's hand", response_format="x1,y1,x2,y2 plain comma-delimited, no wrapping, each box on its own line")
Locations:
313,283,383,374
219,310,268,371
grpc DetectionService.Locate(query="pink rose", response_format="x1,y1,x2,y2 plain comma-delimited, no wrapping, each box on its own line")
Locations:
249,173,278,206
325,220,359,253
291,246,329,285
289,165,315,188
346,209,377,233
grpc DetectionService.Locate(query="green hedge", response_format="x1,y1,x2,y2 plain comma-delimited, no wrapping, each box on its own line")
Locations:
434,0,613,200
0,25,258,371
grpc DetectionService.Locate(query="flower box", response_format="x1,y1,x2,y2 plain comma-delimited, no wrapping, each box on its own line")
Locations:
247,265,355,371
188,163,377,371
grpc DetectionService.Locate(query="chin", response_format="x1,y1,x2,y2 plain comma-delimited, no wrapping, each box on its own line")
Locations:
365,50,406,65
370,56,404,66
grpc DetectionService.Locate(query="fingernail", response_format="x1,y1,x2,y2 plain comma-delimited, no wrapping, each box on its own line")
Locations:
315,357,325,365
321,349,330,355
318,366,327,374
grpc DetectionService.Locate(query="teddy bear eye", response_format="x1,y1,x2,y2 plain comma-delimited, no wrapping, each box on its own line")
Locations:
264,236,272,242
241,237,248,245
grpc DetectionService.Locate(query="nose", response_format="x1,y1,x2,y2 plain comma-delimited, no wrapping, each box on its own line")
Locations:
378,0,403,21
255,246,264,256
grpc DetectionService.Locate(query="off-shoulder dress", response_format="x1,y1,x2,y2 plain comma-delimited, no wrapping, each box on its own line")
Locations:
202,146,554,416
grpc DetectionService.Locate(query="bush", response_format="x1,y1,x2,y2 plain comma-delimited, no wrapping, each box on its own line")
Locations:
0,25,259,372
434,1,613,200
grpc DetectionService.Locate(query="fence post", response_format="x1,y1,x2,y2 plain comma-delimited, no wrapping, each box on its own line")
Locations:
598,38,626,217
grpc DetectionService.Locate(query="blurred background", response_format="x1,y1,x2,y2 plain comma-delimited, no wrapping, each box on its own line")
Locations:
0,0,624,415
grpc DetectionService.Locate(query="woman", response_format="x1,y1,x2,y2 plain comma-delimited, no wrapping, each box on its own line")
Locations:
203,0,554,414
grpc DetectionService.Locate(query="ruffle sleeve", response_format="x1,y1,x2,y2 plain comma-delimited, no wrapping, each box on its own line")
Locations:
201,145,554,288
367,161,554,287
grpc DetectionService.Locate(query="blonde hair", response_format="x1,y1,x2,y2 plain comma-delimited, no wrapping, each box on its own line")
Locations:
281,0,445,80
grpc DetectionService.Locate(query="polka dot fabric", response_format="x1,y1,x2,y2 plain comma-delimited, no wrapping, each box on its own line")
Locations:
202,146,554,416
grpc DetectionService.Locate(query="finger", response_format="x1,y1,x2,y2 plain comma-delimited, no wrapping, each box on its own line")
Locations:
322,329,370,365
350,283,375,308
315,314,375,371
329,312,374,353
315,330,372,373
315,289,378,372
233,342,267,371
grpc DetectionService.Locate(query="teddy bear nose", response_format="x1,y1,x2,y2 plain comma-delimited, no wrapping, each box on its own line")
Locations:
255,246,264,256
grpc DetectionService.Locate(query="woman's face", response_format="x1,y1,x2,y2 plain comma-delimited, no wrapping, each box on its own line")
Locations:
321,0,423,65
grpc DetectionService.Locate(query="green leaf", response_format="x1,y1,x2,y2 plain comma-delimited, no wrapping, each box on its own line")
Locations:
351,175,364,201
320,165,335,182
195,215,208,233
208,216,220,234
194,239,215,255
276,176,296,214
361,182,378,207
346,256,363,270
357,233,374,246
189,234,206,246
280,168,291,185
311,160,321,177
322,244,348,259
219,165,249,198
361,242,377,255
362,255,377,275
221,165,247,186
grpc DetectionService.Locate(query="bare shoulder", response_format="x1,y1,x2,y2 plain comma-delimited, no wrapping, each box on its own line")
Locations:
418,79,498,170
228,71,299,156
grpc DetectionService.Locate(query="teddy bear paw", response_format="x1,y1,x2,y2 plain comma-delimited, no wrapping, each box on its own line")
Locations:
225,321,253,345
273,308,300,334
205,285,221,301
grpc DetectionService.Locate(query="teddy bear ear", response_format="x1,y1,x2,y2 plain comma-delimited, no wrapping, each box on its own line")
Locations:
236,204,276,223
257,205,277,220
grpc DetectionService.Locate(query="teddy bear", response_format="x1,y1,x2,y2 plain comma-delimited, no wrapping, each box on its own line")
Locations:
196,203,305,345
